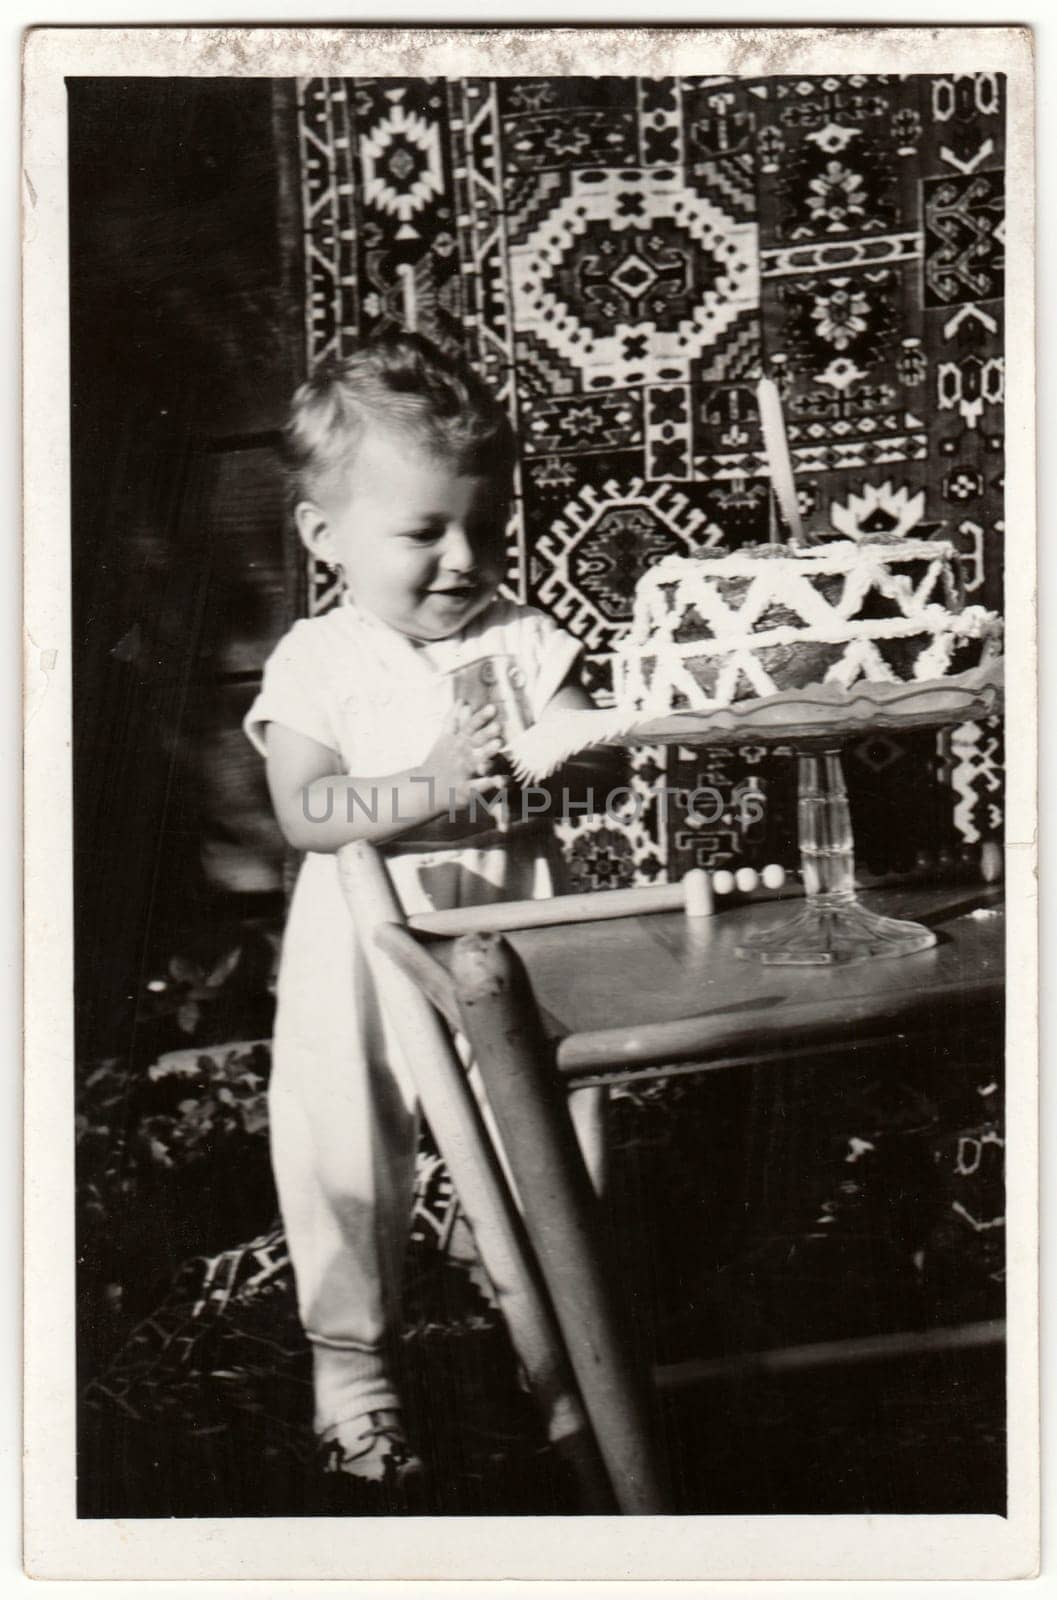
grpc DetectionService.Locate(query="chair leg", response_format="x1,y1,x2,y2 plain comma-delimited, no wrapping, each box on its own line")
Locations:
336,842,615,1512
452,931,673,1515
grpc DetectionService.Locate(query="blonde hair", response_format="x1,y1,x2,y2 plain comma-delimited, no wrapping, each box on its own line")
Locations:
283,332,515,505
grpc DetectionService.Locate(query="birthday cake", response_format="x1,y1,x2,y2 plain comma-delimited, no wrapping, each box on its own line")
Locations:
612,537,1003,714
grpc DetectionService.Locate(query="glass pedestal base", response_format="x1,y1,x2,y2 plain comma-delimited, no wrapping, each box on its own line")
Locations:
734,747,939,966
735,896,937,966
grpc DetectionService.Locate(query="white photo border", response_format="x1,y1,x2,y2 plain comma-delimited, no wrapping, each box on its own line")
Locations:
22,23,1038,1582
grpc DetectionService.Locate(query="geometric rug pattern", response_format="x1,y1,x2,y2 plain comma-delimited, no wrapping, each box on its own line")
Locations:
295,73,1005,884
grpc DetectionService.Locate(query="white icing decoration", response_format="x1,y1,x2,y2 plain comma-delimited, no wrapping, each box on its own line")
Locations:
614,541,1003,712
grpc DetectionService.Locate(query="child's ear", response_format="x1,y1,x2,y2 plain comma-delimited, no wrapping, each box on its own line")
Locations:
294,501,333,564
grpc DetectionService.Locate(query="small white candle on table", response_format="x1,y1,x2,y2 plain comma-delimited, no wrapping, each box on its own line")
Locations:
682,868,714,919
980,842,1003,884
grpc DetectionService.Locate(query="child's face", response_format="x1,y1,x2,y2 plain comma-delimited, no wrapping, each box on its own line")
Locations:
298,426,507,641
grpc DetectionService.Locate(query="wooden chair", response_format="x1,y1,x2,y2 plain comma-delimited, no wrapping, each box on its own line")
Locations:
335,839,675,1515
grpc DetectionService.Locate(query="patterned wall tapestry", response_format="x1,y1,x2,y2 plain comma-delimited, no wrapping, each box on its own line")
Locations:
294,73,1005,889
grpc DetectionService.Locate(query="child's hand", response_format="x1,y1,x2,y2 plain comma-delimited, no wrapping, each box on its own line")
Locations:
419,700,509,814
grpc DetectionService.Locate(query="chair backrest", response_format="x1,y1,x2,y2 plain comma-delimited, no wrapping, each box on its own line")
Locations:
372,921,461,1033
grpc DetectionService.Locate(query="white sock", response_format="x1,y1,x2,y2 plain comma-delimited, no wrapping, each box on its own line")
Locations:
311,1342,401,1434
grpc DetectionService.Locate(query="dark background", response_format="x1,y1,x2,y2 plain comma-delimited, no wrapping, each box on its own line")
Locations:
70,78,294,1072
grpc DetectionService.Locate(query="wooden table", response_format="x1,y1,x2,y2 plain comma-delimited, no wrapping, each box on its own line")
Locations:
434,882,1004,1081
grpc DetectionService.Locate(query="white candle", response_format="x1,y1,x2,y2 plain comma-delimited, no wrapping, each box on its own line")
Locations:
683,868,714,918
399,262,417,332
735,867,759,894
757,376,805,544
762,863,786,891
712,870,735,896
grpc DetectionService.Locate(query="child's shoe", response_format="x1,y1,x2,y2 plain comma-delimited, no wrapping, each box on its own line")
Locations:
318,1408,426,1490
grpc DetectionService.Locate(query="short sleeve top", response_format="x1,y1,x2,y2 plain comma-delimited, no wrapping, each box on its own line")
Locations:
243,595,583,776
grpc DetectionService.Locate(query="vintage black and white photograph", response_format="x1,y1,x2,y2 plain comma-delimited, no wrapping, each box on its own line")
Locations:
23,24,1037,1583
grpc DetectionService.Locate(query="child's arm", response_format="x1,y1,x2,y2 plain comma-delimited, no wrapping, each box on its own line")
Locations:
264,700,508,854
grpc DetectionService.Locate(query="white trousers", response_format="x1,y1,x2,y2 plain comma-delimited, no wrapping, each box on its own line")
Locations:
269,835,603,1431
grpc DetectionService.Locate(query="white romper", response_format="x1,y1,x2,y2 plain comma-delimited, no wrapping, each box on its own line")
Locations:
244,593,582,1428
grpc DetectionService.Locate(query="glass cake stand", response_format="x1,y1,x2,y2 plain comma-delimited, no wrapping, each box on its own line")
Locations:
621,662,1003,967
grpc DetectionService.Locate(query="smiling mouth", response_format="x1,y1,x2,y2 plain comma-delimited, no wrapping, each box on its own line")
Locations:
429,584,480,599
